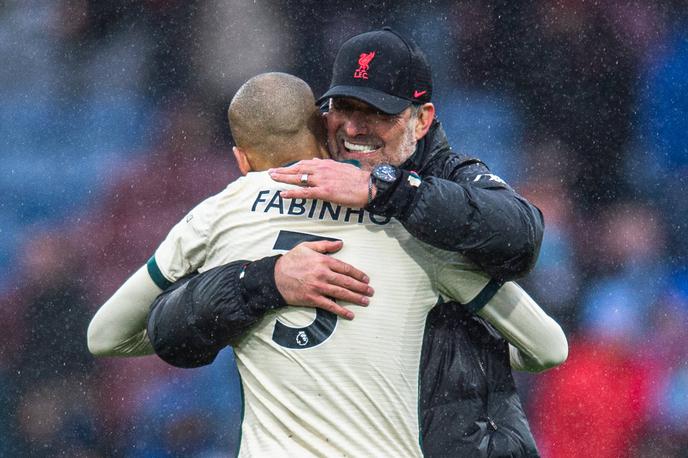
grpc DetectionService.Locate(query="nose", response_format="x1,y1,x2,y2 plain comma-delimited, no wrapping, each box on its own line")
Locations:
342,110,369,137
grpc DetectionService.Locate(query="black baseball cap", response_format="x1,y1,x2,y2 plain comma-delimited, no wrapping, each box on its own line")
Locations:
317,27,433,115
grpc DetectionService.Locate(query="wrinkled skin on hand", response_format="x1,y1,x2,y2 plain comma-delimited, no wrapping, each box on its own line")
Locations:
269,159,373,208
274,239,374,320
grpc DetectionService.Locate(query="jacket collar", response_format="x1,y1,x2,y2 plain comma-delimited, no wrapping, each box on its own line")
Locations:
401,118,452,172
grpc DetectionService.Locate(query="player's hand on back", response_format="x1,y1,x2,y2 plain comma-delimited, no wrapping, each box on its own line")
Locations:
274,240,373,320
269,159,371,208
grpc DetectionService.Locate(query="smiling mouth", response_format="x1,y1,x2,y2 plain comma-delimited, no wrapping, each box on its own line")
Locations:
341,139,382,154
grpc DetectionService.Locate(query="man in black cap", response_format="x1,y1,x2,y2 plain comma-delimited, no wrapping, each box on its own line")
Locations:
147,28,545,456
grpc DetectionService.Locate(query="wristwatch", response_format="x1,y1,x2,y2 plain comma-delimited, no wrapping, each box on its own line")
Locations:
368,163,400,204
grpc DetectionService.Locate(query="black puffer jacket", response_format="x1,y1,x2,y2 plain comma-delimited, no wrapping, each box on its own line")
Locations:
368,119,542,282
148,120,543,457
421,304,539,457
395,120,542,456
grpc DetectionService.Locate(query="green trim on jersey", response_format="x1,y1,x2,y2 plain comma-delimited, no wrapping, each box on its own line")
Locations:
464,278,504,314
147,256,173,290
340,159,361,168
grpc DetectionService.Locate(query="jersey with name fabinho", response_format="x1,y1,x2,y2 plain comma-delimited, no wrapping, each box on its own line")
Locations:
152,171,491,458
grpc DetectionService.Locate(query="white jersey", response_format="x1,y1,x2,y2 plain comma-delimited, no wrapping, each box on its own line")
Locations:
154,171,493,457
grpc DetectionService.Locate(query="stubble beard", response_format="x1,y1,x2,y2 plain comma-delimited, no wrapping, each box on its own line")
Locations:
327,118,418,171
395,120,418,167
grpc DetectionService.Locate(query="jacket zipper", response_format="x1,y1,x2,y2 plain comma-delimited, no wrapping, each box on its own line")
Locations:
474,348,498,432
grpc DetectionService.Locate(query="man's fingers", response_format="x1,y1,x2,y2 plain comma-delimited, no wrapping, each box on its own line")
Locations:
319,283,371,306
268,159,321,175
280,188,315,200
299,240,344,254
268,164,308,177
327,257,370,284
326,272,374,297
310,296,355,320
270,172,312,186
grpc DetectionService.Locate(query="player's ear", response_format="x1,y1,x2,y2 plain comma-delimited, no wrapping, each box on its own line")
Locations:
414,103,435,141
233,146,253,175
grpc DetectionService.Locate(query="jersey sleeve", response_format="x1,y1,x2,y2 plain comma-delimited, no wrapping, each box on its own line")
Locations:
477,282,568,372
430,248,497,307
152,199,212,286
430,249,567,372
87,265,162,357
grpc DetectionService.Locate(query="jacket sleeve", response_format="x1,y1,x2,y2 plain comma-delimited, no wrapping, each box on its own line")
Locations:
147,255,286,368
368,156,544,282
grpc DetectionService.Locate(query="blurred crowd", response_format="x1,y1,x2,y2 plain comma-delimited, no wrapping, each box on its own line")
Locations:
1,0,687,456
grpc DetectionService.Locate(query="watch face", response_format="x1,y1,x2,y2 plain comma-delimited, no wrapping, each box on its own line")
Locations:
373,164,398,183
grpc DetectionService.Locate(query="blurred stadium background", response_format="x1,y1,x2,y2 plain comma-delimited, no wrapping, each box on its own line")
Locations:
2,1,687,456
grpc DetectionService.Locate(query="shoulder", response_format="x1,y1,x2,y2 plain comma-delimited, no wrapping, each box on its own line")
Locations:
439,155,512,190
419,122,490,180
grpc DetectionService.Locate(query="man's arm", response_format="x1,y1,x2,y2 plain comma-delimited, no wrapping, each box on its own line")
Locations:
475,282,568,372
87,265,161,356
86,257,285,364
270,127,543,281
86,220,371,365
147,241,373,368
148,257,282,368
432,252,567,372
373,156,544,281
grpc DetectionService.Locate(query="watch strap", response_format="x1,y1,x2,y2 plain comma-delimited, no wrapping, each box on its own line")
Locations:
366,168,420,218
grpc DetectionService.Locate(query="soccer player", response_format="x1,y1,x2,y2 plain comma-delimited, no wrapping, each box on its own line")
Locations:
88,72,567,456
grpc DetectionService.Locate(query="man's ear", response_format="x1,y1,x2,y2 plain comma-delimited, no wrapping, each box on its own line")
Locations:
414,103,436,141
232,146,252,176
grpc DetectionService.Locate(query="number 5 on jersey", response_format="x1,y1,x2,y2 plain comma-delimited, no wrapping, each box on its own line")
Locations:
271,230,341,350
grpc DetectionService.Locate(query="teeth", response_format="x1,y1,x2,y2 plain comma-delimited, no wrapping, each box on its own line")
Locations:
343,140,377,153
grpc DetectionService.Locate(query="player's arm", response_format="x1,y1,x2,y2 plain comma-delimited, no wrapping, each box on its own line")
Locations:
435,260,567,372
85,254,283,364
87,264,162,357
475,282,568,372
87,192,215,358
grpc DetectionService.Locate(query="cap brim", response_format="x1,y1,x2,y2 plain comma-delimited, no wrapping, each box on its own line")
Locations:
316,85,412,115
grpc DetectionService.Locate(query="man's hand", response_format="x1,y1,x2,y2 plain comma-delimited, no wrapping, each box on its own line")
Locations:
275,240,374,320
269,158,372,208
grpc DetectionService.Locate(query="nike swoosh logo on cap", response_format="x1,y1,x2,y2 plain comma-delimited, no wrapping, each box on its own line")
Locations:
413,90,427,98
